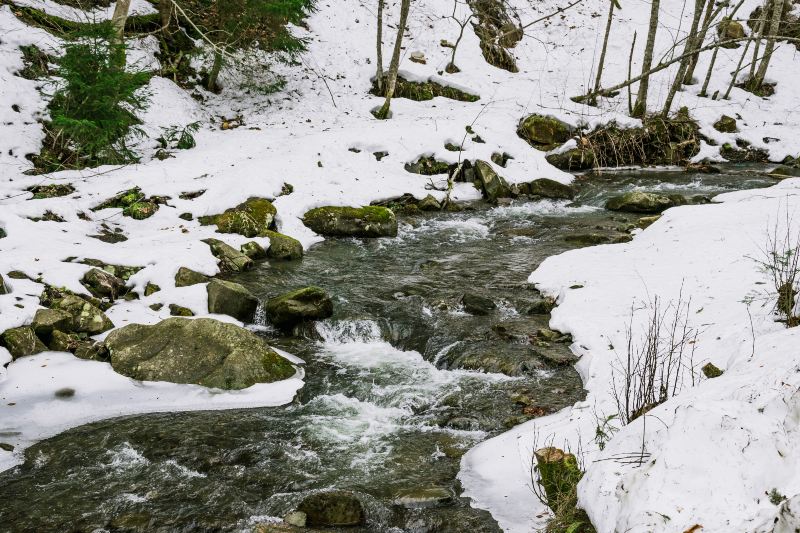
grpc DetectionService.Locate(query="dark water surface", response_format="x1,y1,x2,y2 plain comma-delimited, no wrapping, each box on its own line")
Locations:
0,168,775,532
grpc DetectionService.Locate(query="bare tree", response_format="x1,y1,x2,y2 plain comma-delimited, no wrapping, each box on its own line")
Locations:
751,0,785,90
374,0,412,119
590,0,621,106
682,0,714,84
632,0,661,117
700,0,747,98
661,0,705,116
446,0,473,73
376,0,385,91
748,0,769,82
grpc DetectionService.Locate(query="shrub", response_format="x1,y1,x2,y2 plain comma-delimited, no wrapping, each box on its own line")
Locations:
36,22,149,171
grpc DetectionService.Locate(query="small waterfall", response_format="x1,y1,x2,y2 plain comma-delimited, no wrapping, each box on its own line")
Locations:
253,301,267,327
315,319,383,344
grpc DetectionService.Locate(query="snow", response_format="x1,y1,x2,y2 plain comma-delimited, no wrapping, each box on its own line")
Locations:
460,179,800,532
0,0,799,525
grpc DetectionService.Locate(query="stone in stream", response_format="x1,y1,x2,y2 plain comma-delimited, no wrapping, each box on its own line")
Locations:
302,206,397,238
524,178,575,200
203,238,254,272
81,268,126,300
526,298,555,315
770,166,800,179
174,266,210,287
417,194,441,211
474,160,511,202
106,317,295,389
206,279,259,322
265,287,333,331
0,326,47,359
296,491,364,527
240,241,267,260
605,191,673,213
393,487,453,508
52,294,114,335
199,197,277,238
461,293,496,315
263,230,303,260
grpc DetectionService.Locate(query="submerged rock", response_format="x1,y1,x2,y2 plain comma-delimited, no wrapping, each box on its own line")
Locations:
461,293,496,315
207,279,259,322
263,230,303,260
605,191,673,213
393,487,453,508
302,206,397,238
175,267,210,287
106,318,295,389
265,287,333,331
297,491,364,527
0,326,46,359
200,197,277,238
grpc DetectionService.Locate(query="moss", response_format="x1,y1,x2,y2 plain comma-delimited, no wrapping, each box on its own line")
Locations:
302,206,397,238
702,362,724,378
27,183,75,199
518,114,573,150
200,197,277,238
370,76,479,102
11,5,161,37
169,304,194,317
122,201,158,220
263,230,303,260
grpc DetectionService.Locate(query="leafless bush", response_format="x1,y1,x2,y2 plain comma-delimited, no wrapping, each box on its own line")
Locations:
612,291,699,425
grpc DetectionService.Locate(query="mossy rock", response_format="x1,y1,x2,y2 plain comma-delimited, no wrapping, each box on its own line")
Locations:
175,267,210,287
31,308,73,338
302,206,397,238
207,279,259,322
123,201,158,220
713,115,738,133
297,491,365,527
80,259,142,281
636,215,662,229
81,268,126,300
474,160,511,202
203,238,254,272
769,166,800,179
0,326,47,360
199,198,277,238
26,183,75,199
605,192,673,214
264,230,303,261
0,273,7,295
461,293,496,315
53,294,114,335
518,114,572,150
93,188,161,220
241,241,267,260
49,331,109,361
524,178,575,200
144,282,161,296
404,156,453,176
106,318,295,389
371,76,479,102
417,194,441,211
702,362,723,378
169,304,194,317
265,287,333,331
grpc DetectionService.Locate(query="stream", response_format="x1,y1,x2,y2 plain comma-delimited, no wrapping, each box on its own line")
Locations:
0,167,776,532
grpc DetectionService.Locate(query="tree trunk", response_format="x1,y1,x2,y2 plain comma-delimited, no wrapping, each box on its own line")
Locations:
375,0,411,119
752,0,784,89
682,0,715,84
662,0,704,116
207,50,223,92
748,0,769,81
724,37,752,99
632,0,661,117
590,0,617,106
111,0,132,42
699,37,719,97
376,0,385,91
159,0,172,36
534,447,583,511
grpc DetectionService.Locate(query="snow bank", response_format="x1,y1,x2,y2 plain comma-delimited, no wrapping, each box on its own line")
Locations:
461,178,800,532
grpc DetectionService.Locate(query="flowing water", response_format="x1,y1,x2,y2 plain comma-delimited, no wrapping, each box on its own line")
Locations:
0,168,776,532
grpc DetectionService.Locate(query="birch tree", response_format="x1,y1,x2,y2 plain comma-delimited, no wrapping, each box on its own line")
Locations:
111,0,132,43
751,0,785,90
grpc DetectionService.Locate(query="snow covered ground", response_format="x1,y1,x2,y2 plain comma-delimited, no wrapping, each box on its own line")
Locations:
1,0,799,527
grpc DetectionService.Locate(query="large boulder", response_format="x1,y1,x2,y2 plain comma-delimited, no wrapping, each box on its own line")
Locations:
0,326,46,360
605,192,673,214
297,491,364,527
175,267,210,287
53,295,114,334
524,178,576,200
302,206,397,238
265,287,333,331
31,308,73,338
474,160,511,202
106,318,295,389
203,238,254,272
81,268,126,300
517,114,572,150
263,230,303,260
200,197,277,237
207,279,259,322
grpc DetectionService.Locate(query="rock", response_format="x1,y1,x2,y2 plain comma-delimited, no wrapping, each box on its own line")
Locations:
418,194,441,211
31,308,73,337
200,197,277,237
106,318,295,389
605,191,673,214
204,238,254,272
410,51,427,64
81,268,126,300
283,511,307,527
263,230,303,260
0,273,7,295
27,183,75,199
770,166,800,179
517,114,572,150
0,443,14,452
636,215,661,229
49,330,109,361
525,178,575,200
302,206,397,238
123,201,158,220
393,487,453,508
564,233,613,245
718,17,745,41
175,267,210,287
536,347,579,366
546,148,595,171
265,287,333,331
144,282,161,296
53,294,114,335
445,417,480,430
526,298,554,315
702,362,723,378
207,279,259,322
81,259,142,281
297,491,364,527
461,293,496,315
240,241,267,260
713,115,738,133
169,304,194,317
0,326,46,359
474,160,511,202
537,328,563,341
